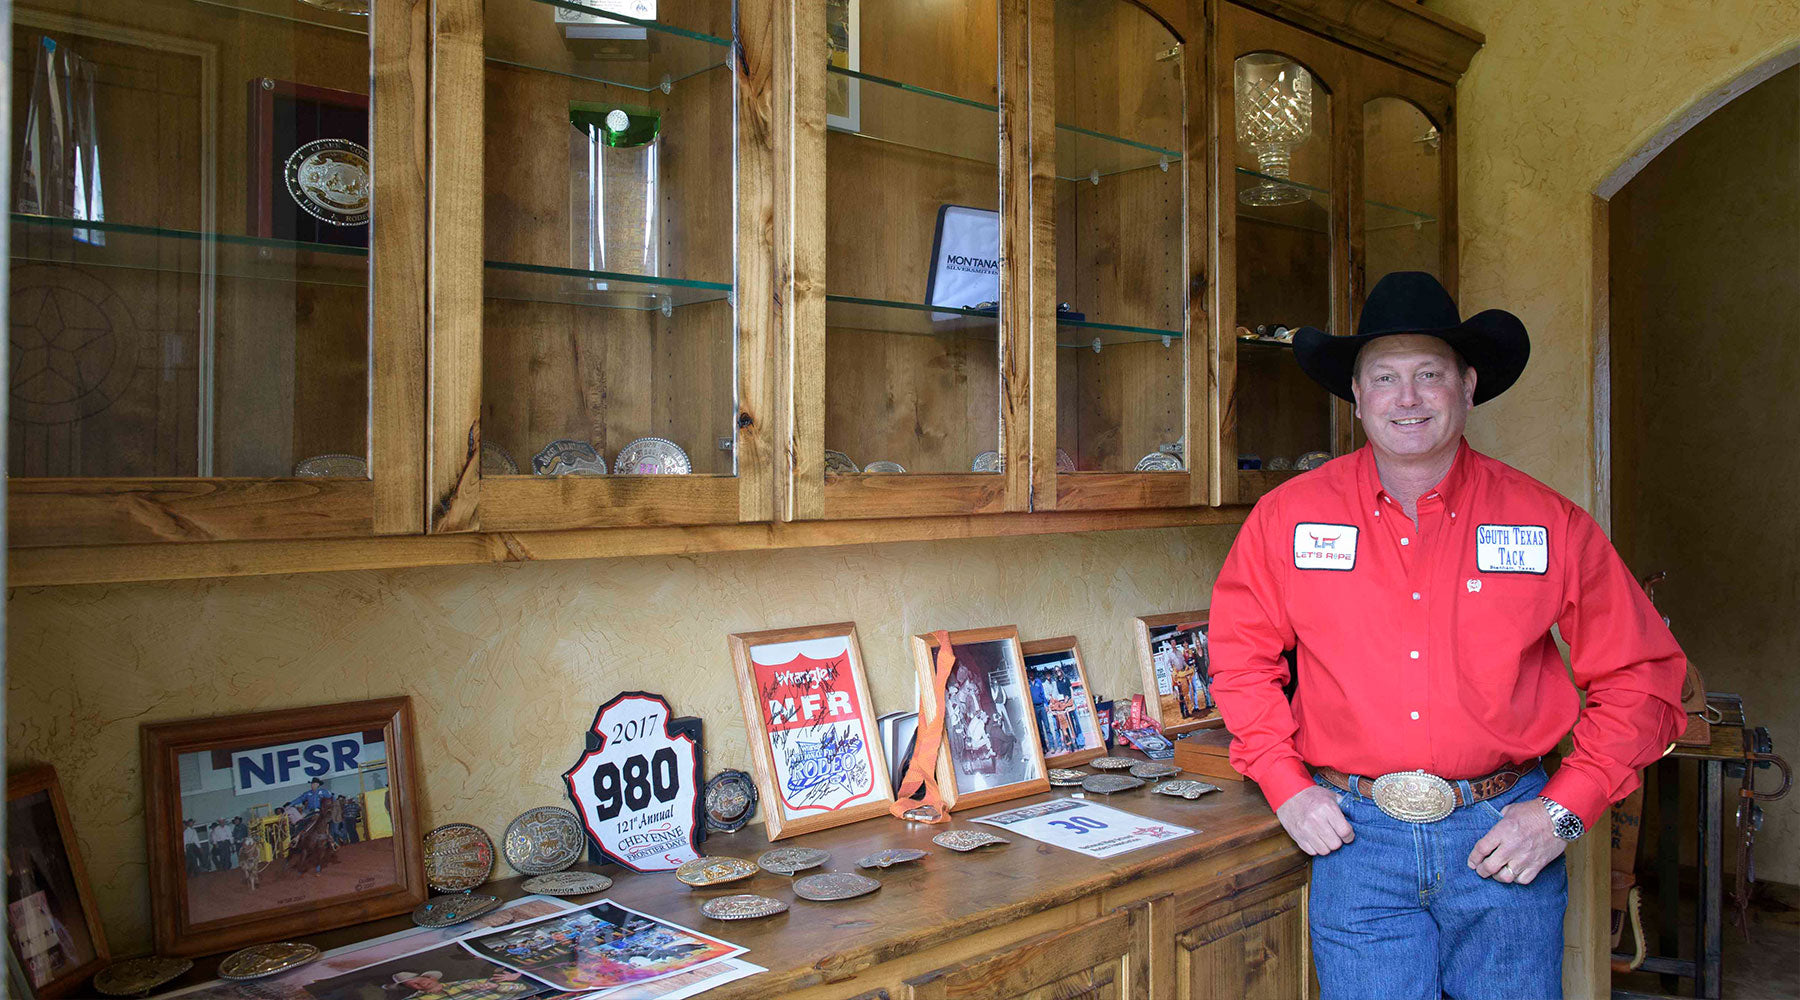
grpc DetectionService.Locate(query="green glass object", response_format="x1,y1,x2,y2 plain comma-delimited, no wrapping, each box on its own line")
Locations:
569,102,661,148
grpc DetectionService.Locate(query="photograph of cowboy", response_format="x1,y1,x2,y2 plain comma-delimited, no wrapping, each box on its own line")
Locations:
1021,648,1101,759
177,729,397,926
301,941,549,1000
1148,621,1213,720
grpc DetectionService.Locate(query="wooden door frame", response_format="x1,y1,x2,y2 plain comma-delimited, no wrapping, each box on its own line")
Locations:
1585,47,1800,999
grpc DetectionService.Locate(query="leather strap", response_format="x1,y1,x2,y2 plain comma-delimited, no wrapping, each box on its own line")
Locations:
890,630,955,824
1315,759,1539,807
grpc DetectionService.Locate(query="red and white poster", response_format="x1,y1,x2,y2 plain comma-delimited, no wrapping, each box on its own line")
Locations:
750,636,882,821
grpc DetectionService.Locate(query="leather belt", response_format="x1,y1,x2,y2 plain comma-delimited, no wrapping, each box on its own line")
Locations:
1316,758,1540,823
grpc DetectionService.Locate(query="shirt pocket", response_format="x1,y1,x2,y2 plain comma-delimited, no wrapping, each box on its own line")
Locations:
1450,586,1563,709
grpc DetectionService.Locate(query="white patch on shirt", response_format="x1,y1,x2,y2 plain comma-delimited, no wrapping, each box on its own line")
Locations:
1475,524,1549,574
1293,523,1358,570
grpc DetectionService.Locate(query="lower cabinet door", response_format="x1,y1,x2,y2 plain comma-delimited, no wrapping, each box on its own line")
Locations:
904,903,1150,1000
1173,885,1305,1000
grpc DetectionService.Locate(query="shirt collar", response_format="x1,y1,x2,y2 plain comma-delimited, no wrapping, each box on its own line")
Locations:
1358,438,1473,510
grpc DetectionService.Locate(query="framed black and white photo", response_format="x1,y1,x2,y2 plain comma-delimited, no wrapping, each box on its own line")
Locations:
911,626,1049,811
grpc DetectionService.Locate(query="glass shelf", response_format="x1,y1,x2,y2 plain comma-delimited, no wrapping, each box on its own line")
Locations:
485,259,731,310
1235,167,1435,233
189,0,369,35
827,67,1180,182
487,0,731,94
1237,336,1295,351
11,214,368,286
825,294,1180,348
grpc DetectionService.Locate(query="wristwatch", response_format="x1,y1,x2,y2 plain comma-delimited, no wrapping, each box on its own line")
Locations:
1539,796,1584,840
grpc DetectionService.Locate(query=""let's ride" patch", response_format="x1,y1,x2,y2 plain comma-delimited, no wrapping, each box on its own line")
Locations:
1293,523,1358,570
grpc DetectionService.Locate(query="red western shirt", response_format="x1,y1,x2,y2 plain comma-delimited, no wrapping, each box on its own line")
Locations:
1208,439,1686,828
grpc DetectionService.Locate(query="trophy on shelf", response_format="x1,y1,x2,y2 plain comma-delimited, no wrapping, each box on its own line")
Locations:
1235,54,1313,207
569,102,663,308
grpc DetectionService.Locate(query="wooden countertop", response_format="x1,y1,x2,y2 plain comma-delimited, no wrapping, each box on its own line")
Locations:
160,773,1297,997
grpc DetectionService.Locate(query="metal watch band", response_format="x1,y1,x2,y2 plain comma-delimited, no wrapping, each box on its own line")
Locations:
1539,796,1584,840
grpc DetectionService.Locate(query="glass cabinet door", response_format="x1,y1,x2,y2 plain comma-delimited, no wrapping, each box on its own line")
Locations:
1051,0,1186,484
1230,48,1336,492
9,0,417,545
472,0,744,530
818,0,1004,495
1361,96,1442,289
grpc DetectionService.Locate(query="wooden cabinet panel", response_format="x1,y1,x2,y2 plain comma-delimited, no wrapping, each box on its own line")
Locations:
905,902,1151,1000
1174,885,1304,1000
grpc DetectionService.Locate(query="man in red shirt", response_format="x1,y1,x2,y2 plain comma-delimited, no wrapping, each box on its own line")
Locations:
1209,271,1686,999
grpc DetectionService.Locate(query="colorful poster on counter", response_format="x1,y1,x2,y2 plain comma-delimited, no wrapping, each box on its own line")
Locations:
459,899,745,994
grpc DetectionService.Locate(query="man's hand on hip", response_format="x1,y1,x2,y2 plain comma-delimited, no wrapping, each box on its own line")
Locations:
1469,799,1567,884
1276,785,1354,856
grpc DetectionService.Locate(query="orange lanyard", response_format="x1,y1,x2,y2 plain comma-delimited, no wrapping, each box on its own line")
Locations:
890,630,955,824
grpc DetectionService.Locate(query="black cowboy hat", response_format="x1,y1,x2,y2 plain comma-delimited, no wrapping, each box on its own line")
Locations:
1291,271,1530,405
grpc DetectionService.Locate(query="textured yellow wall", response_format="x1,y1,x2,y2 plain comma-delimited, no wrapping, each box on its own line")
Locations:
1430,0,1800,505
6,526,1234,952
1610,64,1799,886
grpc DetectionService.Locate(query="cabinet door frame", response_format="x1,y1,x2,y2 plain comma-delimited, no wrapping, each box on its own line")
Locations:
6,0,429,547
426,0,779,534
1212,3,1357,507
1029,0,1213,514
781,0,1030,523
905,900,1152,999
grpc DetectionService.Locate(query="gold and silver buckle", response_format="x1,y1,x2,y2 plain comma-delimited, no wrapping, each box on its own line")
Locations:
1369,769,1456,823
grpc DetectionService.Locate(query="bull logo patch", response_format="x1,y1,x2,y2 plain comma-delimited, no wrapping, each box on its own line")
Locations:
1293,523,1358,570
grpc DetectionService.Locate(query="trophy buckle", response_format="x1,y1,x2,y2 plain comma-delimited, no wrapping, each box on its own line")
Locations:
1369,769,1456,823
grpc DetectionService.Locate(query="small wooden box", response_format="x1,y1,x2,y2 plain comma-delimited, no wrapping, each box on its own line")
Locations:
1172,727,1246,782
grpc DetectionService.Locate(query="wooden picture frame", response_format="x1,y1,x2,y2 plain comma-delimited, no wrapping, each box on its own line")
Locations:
728,622,895,841
1133,611,1223,736
1018,637,1107,767
911,627,1051,812
141,697,426,957
5,765,110,998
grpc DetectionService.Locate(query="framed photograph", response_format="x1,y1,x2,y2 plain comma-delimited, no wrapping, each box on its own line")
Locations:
1134,611,1222,735
1019,637,1107,767
911,627,1050,811
6,766,109,998
825,0,860,131
141,698,426,957
248,78,370,247
728,623,894,841
1094,699,1115,749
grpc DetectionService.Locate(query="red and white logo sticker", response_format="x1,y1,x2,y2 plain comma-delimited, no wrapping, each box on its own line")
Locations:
1293,522,1358,570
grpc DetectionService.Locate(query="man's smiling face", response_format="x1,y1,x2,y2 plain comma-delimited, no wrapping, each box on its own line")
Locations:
1351,334,1476,463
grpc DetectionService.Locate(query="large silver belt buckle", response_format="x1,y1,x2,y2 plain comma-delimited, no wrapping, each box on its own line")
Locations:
1369,770,1455,823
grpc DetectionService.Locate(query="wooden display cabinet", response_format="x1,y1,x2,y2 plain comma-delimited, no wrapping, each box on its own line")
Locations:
784,0,1213,521
426,0,776,533
1212,0,1462,505
6,0,426,546
6,0,1481,583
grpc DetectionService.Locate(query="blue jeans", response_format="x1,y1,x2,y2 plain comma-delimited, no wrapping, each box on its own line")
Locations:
1308,765,1566,1000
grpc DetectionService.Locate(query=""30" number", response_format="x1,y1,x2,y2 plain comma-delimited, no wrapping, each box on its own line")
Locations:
1048,815,1109,834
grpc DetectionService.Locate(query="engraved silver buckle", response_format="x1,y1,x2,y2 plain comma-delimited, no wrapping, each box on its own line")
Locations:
1369,769,1456,823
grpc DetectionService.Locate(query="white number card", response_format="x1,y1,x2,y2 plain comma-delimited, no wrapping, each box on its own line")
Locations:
564,692,702,872
973,798,1194,859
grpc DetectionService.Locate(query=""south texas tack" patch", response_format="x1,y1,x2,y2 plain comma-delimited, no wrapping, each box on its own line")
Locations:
1293,523,1358,570
1475,524,1549,574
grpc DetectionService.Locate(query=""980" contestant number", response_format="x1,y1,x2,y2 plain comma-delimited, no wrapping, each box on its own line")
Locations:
589,748,682,821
